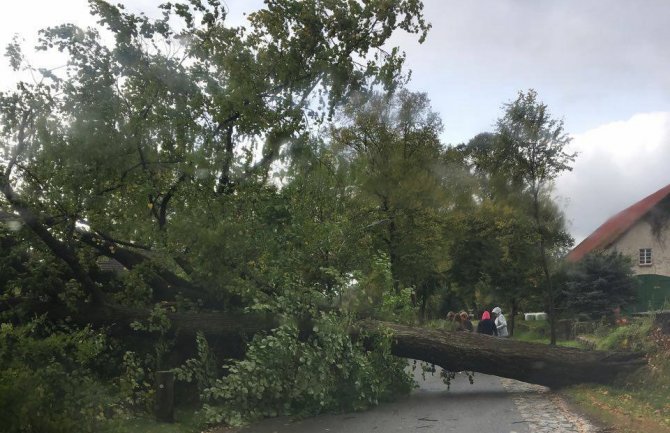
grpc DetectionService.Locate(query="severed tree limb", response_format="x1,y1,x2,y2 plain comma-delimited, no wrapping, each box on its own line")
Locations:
0,181,104,304
76,229,208,302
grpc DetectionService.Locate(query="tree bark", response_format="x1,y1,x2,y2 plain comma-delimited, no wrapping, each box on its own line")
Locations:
360,321,646,389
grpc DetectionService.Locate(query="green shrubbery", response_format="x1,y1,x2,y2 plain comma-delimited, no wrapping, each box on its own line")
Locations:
595,317,654,352
183,312,413,426
565,315,670,432
0,318,116,433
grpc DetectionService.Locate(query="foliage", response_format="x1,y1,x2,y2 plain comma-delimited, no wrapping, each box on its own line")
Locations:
198,314,413,426
0,319,117,433
491,89,576,343
0,226,72,320
0,0,430,312
595,317,654,352
130,304,174,370
118,350,156,413
561,251,638,320
446,198,542,311
173,331,219,396
273,142,365,299
565,317,670,433
379,286,418,325
330,90,451,318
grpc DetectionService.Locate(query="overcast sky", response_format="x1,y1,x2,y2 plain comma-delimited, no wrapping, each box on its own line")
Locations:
1,0,669,244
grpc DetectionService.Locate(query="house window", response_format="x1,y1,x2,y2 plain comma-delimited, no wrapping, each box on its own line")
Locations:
639,248,652,266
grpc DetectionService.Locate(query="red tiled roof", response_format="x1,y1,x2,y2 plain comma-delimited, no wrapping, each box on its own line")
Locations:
566,183,670,262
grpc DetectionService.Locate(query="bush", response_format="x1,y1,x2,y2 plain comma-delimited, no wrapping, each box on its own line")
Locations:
595,317,654,352
513,320,550,340
197,313,413,426
0,319,118,433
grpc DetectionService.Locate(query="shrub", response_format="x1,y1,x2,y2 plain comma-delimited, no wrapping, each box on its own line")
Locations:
595,317,654,352
0,319,117,433
197,313,413,426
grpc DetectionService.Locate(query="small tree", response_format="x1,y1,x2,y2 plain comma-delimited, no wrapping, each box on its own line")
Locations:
562,251,638,320
495,89,576,344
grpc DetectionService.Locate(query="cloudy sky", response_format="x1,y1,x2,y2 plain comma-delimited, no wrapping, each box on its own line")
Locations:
1,0,669,244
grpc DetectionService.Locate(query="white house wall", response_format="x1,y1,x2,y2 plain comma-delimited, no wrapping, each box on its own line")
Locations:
607,218,670,277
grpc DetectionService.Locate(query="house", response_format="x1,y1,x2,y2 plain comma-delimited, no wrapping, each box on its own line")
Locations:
96,256,126,274
567,183,670,311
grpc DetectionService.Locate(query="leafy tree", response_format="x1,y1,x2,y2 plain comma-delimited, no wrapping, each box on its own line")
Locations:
492,89,576,344
329,90,451,320
0,0,431,427
275,141,365,298
561,251,638,320
0,0,429,310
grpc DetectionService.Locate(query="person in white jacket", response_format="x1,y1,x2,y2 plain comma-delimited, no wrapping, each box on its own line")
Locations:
492,306,508,337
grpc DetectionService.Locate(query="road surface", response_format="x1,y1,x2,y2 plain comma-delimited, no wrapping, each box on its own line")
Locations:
237,365,537,433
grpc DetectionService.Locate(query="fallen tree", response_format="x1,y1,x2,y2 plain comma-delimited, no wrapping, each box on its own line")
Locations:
57,302,646,389
0,0,647,400
361,321,646,389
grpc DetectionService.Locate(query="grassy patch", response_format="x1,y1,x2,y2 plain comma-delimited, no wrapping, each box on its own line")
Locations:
101,408,205,433
564,384,670,433
563,317,670,433
511,320,582,347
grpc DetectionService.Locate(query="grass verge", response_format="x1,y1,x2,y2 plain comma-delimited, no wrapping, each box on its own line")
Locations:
566,317,670,433
513,316,670,433
100,408,205,433
563,384,670,433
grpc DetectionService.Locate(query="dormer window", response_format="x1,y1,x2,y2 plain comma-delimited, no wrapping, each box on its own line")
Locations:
639,248,652,266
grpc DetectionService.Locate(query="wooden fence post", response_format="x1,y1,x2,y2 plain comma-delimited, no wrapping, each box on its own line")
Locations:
155,370,175,422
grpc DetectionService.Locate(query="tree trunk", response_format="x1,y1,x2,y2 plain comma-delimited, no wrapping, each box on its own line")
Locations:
49,302,645,390
154,371,175,423
419,291,428,324
532,188,557,345
71,302,279,338
360,321,645,389
509,297,517,337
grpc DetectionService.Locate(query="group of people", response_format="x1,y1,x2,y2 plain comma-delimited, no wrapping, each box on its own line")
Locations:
446,307,508,337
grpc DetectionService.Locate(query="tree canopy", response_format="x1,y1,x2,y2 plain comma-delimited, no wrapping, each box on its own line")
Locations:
0,2,592,431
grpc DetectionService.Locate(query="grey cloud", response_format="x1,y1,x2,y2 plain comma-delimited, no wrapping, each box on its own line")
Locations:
392,0,670,144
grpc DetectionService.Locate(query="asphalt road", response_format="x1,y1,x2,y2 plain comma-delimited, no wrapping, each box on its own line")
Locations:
238,365,531,433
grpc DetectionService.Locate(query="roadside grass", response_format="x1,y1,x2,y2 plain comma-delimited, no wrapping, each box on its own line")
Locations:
563,317,670,433
511,330,582,347
564,381,670,433
100,408,204,433
510,316,670,432
511,319,582,347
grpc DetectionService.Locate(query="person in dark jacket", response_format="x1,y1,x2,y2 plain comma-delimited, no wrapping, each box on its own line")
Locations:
458,311,474,332
476,310,498,336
